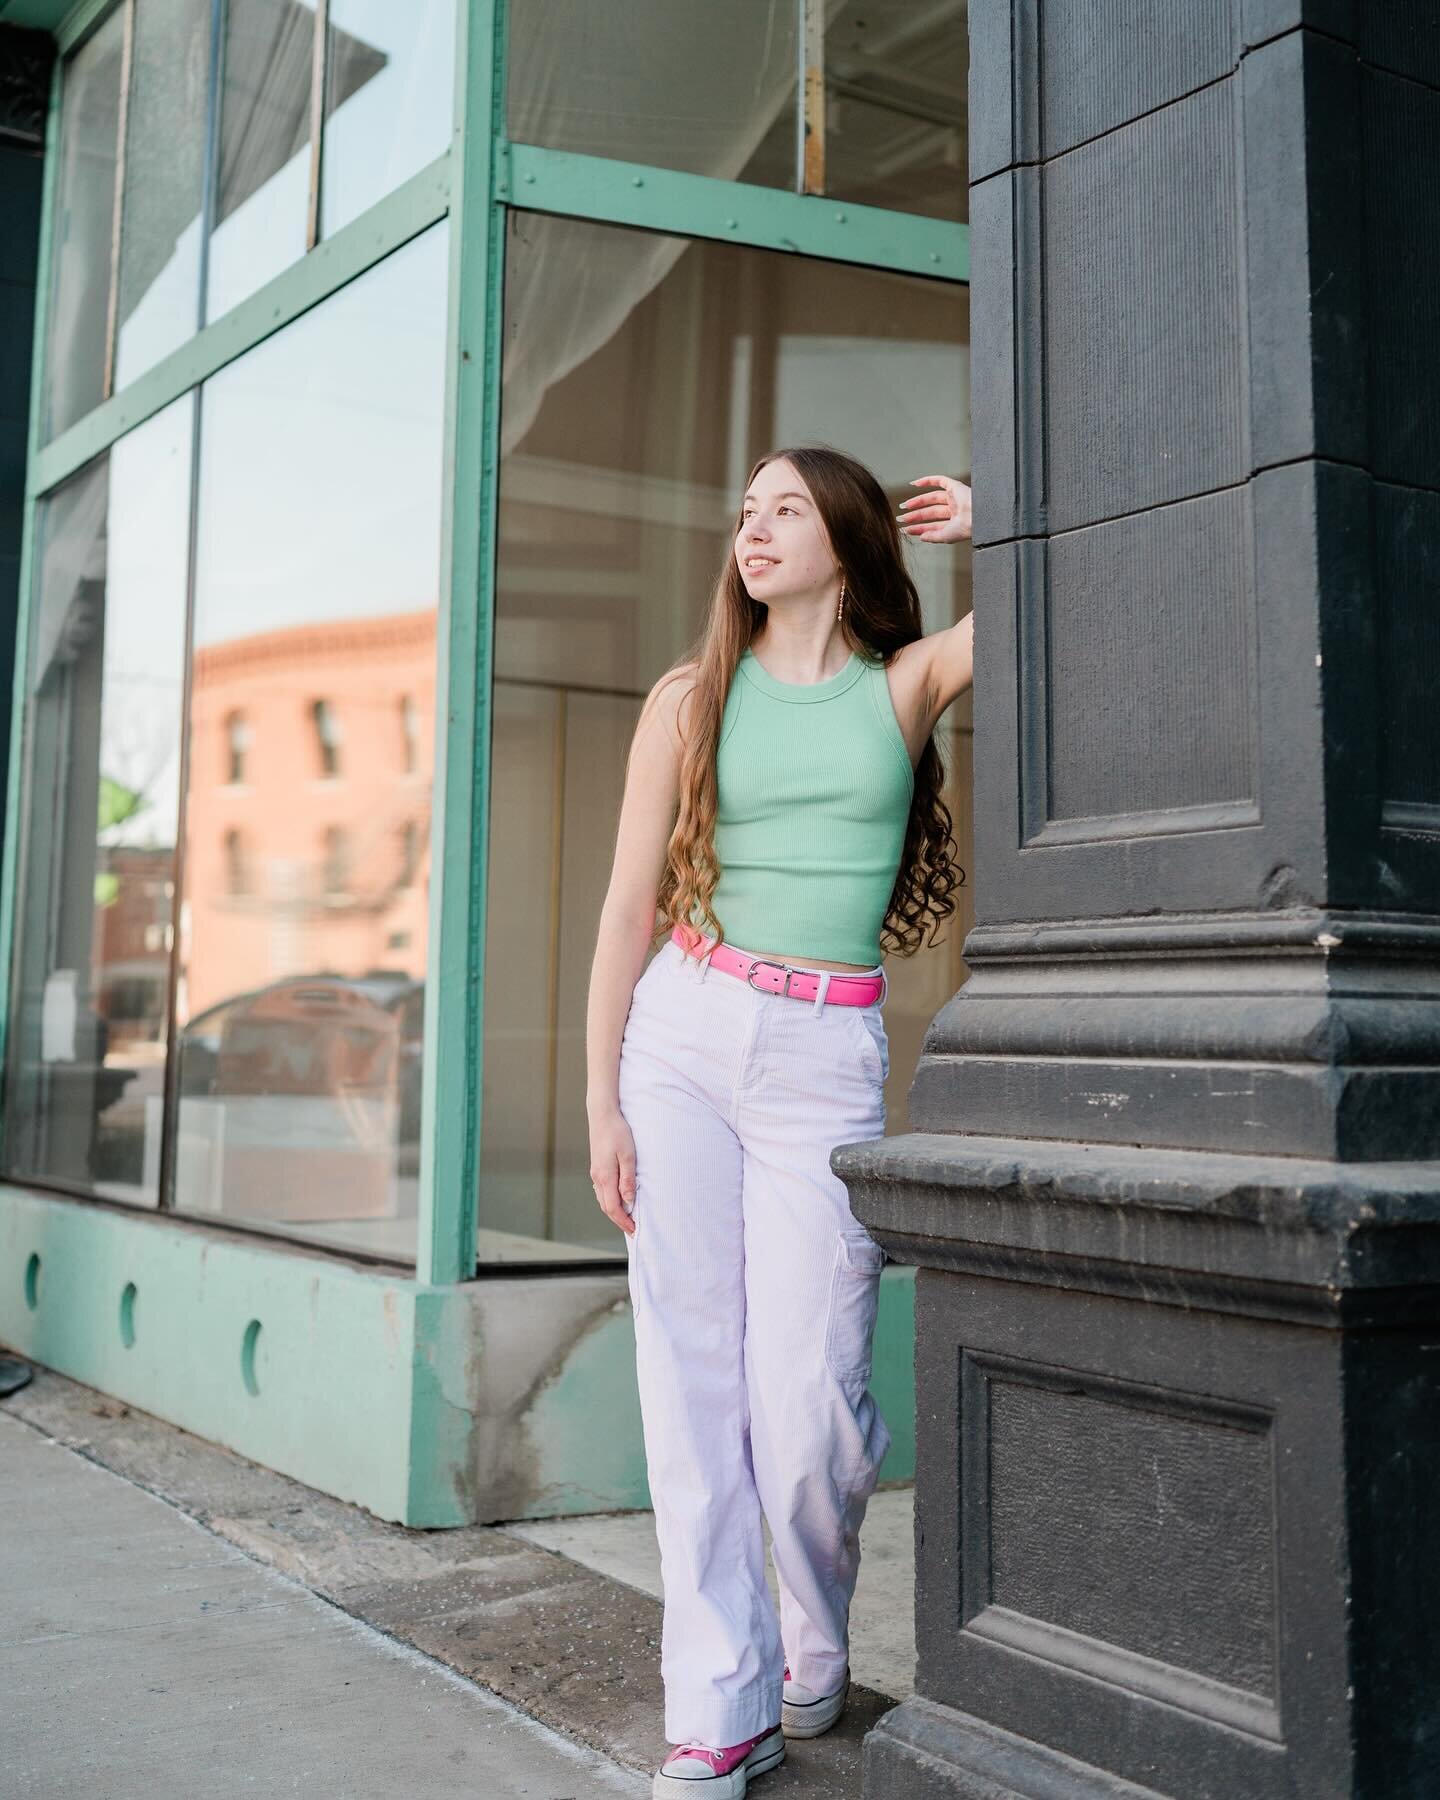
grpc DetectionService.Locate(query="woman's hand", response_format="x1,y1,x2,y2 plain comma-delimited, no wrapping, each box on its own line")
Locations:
897,475,973,544
588,1104,638,1235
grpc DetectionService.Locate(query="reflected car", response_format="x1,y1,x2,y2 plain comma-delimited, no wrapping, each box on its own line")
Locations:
177,972,425,1142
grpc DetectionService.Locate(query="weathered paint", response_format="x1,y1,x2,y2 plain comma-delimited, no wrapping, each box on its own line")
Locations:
464,1265,917,1522
1,1185,917,1525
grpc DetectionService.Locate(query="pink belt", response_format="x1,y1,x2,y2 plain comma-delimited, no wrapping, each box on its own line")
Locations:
670,925,886,1008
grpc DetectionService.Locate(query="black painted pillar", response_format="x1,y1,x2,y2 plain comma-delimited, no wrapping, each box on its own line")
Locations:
836,6,1440,1797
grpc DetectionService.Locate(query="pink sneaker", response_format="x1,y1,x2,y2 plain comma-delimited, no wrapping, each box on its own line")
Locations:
781,1662,851,1738
652,1724,785,1797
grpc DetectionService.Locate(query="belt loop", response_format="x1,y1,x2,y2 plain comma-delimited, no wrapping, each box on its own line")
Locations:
878,965,888,1007
697,943,713,981
812,970,832,1014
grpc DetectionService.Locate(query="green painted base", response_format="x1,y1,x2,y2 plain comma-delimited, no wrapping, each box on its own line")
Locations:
0,1183,457,1522
513,1262,916,1520
1,1185,916,1526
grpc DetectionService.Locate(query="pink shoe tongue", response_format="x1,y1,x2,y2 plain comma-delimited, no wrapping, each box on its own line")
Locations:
670,1730,768,1775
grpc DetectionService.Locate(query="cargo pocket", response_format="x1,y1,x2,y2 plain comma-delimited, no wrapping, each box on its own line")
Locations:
823,1227,886,1383
846,1007,889,1087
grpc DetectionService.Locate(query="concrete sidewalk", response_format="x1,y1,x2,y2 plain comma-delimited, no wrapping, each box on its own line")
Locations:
0,1409,645,1798
509,1493,915,1706
1,1367,897,1797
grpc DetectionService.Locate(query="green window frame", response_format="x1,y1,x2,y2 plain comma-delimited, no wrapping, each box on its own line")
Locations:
0,0,969,1286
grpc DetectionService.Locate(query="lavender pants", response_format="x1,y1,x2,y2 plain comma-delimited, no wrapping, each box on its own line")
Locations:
618,933,892,1746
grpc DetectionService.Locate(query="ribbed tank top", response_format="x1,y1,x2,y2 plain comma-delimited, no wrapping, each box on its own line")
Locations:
690,645,915,966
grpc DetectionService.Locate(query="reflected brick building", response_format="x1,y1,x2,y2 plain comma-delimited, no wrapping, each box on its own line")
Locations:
183,608,436,1021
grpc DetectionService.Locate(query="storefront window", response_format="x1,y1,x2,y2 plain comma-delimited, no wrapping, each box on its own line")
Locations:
481,211,972,1264
175,223,447,1261
505,0,966,219
40,0,456,407
114,0,214,387
42,6,125,440
322,0,456,236
507,0,796,191
206,0,316,322
208,0,456,320
826,0,969,223
4,397,194,1202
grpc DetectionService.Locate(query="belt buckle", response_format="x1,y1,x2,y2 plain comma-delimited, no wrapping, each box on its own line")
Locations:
746,957,794,997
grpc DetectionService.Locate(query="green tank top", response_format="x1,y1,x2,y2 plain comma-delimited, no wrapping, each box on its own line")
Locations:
690,645,915,966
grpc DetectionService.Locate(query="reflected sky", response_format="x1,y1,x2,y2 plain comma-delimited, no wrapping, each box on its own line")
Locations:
93,225,448,843
195,222,448,646
108,1,453,355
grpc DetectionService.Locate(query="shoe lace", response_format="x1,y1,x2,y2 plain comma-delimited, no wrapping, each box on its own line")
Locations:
679,1741,725,1767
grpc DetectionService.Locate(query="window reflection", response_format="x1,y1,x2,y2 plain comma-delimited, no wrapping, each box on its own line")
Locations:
208,0,453,320
322,0,456,235
4,398,193,1202
224,710,250,783
507,0,796,191
224,829,250,896
310,697,342,775
206,0,316,322
176,224,447,1261
114,0,213,387
43,8,125,440
826,0,969,223
483,212,973,1266
44,0,455,408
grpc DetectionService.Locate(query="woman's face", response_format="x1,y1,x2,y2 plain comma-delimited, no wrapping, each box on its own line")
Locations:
734,459,838,605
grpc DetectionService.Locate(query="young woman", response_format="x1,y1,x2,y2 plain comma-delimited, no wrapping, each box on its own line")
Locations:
586,449,974,1796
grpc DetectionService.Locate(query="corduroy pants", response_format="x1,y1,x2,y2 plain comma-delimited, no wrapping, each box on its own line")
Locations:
618,933,893,1746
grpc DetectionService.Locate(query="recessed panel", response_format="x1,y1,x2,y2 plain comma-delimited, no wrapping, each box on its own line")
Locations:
1034,487,1255,833
980,1371,1276,1700
1363,70,1440,492
1043,80,1246,532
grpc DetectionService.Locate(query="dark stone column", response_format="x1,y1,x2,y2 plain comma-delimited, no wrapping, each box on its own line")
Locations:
836,6,1440,1796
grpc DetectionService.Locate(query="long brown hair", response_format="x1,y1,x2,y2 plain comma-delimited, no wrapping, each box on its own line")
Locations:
647,445,963,958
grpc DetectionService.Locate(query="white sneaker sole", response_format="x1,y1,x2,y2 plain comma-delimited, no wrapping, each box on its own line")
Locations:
781,1669,850,1739
652,1727,785,1798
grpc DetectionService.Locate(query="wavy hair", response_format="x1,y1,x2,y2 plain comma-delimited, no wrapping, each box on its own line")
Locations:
648,445,964,959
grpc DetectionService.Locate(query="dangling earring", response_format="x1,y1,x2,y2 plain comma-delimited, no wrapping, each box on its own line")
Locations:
836,577,846,623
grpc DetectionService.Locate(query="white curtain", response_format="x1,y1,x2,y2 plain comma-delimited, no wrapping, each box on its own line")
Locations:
501,0,817,453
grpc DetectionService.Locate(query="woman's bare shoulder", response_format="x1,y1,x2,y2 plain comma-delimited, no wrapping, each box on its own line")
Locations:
640,660,702,755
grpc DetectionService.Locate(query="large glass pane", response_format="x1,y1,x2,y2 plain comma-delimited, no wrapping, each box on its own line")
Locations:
175,223,447,1261
4,398,194,1202
826,0,969,223
507,0,796,191
43,8,125,440
206,0,316,322
321,0,456,236
483,212,972,1265
115,0,214,388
